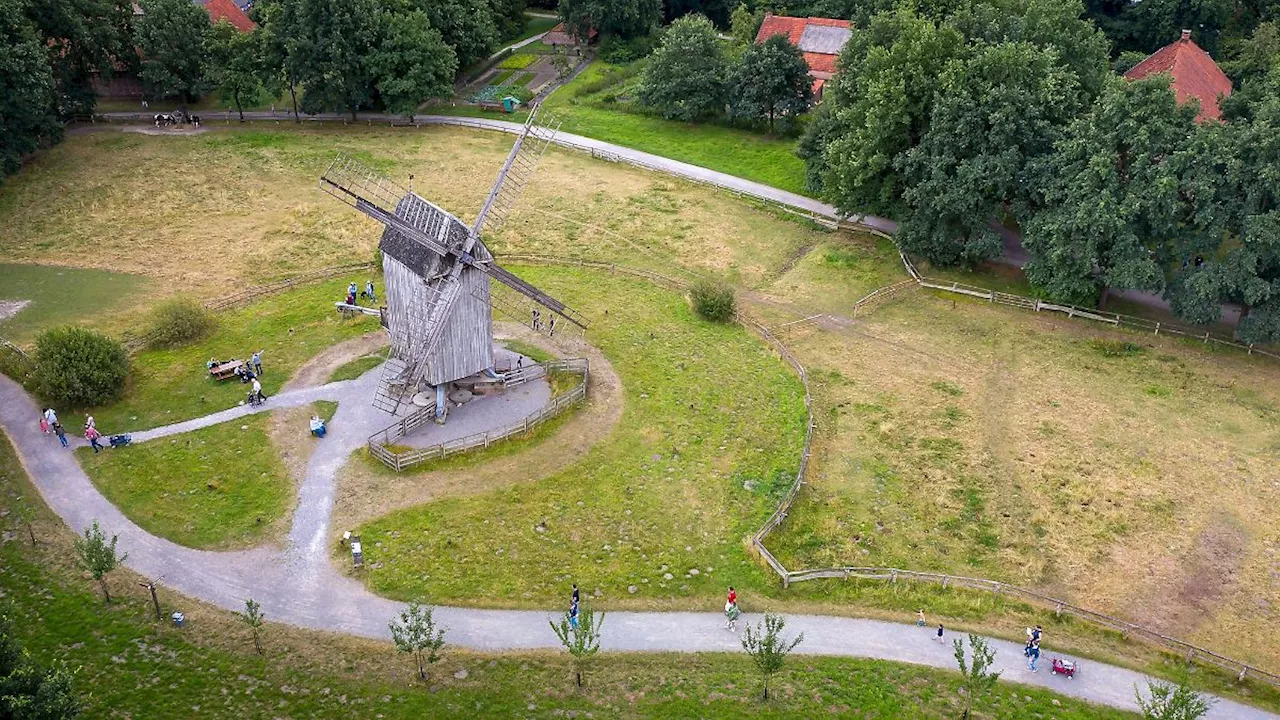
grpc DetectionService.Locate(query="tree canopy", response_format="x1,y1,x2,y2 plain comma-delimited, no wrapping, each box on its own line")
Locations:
559,0,662,39
134,0,214,103
637,13,727,121
1,0,61,178
729,33,813,132
371,9,458,119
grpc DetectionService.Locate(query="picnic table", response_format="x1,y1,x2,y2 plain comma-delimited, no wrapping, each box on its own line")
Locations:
209,360,244,381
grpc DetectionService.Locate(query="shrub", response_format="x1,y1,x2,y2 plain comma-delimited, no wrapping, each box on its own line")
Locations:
690,280,735,322
145,297,217,348
34,326,128,407
599,33,658,64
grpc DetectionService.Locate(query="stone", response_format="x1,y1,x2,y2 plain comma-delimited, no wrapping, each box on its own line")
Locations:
689,568,699,576
454,668,468,680
628,585,637,594
663,573,673,580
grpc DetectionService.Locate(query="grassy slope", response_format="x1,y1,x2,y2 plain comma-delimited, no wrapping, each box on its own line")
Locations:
356,267,808,605
77,412,293,549
0,430,1134,720
327,353,384,383
91,279,378,432
0,263,151,344
542,61,808,195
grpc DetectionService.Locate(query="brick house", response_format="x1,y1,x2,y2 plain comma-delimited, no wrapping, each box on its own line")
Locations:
754,14,852,99
1124,30,1233,123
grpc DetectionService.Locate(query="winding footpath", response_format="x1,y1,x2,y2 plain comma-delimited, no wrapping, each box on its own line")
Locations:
0,368,1271,718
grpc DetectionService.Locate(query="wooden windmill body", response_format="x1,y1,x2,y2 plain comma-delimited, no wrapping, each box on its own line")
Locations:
320,108,585,415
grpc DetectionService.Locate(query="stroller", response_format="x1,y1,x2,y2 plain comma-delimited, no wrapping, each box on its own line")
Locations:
108,434,131,448
247,389,267,406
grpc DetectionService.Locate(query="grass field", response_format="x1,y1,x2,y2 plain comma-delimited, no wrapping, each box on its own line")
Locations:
0,263,150,343
327,352,383,383
89,279,378,432
766,291,1280,670
543,61,809,195
352,266,809,606
0,430,1135,720
77,412,294,548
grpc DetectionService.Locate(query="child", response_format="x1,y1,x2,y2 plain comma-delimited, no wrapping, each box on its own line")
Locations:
39,413,49,435
916,609,926,627
53,423,68,448
725,600,740,632
936,623,945,643
569,599,580,631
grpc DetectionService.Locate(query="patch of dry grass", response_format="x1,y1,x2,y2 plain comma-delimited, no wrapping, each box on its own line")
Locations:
769,293,1280,669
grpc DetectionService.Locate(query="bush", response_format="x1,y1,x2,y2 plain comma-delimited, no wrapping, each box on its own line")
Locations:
145,297,217,348
599,33,658,64
690,280,735,322
34,326,129,407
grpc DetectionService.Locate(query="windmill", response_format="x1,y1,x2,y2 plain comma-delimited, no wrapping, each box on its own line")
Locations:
319,106,586,416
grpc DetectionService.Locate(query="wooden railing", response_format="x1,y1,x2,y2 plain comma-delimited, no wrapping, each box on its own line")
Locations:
366,358,589,472
499,254,1280,690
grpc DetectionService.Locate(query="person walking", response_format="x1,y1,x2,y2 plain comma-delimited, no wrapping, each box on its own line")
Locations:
251,377,265,405
348,281,359,305
571,583,580,605
43,407,58,429
53,423,68,448
251,349,264,376
39,412,49,435
569,598,580,631
916,609,926,627
1027,638,1041,672
84,414,96,431
935,623,945,644
725,599,740,632
364,280,377,303
85,425,104,453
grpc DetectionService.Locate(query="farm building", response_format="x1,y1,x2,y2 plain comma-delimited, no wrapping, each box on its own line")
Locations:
542,22,597,47
1124,30,1232,123
755,14,852,99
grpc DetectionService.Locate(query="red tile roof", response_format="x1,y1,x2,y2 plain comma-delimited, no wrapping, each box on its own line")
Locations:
204,0,255,33
542,21,596,45
756,14,851,84
1124,30,1232,122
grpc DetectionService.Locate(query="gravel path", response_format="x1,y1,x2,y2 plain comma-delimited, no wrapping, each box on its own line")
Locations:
0,369,1272,717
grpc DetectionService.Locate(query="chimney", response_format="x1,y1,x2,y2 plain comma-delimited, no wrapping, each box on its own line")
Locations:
1181,29,1192,41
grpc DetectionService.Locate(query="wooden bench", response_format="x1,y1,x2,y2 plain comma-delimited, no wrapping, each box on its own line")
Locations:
209,360,245,381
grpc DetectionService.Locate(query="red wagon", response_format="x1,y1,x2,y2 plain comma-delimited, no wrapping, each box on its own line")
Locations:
1051,657,1079,679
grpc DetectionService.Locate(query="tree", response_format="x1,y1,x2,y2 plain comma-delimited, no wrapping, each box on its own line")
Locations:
953,633,1001,720
740,612,803,700
559,0,662,40
134,0,213,105
0,0,61,179
24,0,135,118
665,0,734,26
729,33,813,132
729,3,761,46
0,614,81,719
73,520,126,603
253,0,304,120
389,601,447,681
489,0,526,40
1023,76,1200,306
291,0,382,120
236,598,266,655
206,22,262,121
637,13,727,121
1137,677,1215,720
417,0,498,69
549,603,604,687
801,7,966,217
33,326,128,407
371,10,457,120
897,41,1080,266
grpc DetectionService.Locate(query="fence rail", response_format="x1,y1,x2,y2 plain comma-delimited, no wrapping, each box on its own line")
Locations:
121,262,373,351
501,253,1280,690
367,358,589,472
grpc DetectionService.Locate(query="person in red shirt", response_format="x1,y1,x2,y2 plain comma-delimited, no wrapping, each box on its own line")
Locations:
727,586,737,605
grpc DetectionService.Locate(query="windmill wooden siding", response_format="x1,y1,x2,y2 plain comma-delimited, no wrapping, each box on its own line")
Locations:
380,195,494,388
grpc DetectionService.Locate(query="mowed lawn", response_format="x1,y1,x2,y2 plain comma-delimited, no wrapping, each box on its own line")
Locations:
768,292,1280,670
77,413,293,549
543,61,810,195
354,266,810,606
0,263,150,344
89,278,378,432
0,431,1134,720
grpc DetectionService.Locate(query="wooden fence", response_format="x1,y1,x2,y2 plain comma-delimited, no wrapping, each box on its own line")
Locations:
121,262,373,351
499,253,1280,689
366,358,589,472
